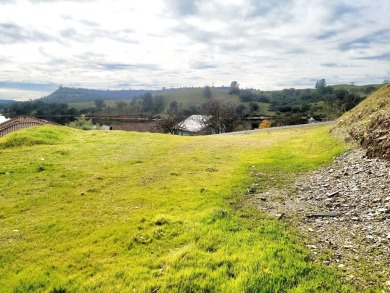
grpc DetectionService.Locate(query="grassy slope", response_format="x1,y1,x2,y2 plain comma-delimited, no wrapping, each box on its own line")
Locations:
0,125,349,292
330,84,381,97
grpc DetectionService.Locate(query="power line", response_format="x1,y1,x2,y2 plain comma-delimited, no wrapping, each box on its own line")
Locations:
237,0,255,48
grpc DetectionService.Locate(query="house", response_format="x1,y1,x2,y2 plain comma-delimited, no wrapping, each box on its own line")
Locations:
177,115,211,136
0,115,59,138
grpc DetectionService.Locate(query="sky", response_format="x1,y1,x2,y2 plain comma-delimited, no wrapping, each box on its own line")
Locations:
0,0,389,101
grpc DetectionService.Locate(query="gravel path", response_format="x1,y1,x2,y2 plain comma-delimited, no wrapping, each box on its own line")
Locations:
248,149,389,291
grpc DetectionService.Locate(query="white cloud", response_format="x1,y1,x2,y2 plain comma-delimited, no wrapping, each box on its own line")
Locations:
0,0,389,101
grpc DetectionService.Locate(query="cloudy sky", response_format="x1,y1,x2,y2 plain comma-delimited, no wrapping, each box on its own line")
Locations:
0,0,389,101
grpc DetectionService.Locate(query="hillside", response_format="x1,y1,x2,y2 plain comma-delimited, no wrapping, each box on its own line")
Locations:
329,84,381,97
41,86,231,104
40,84,380,123
331,84,390,160
41,84,380,105
0,124,353,292
0,100,15,104
41,86,157,103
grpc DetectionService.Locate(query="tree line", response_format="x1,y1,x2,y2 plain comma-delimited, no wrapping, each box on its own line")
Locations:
1,80,381,134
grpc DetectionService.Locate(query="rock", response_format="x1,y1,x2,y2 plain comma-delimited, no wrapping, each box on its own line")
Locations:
376,208,388,213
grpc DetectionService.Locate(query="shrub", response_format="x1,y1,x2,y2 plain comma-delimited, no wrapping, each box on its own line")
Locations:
259,119,271,129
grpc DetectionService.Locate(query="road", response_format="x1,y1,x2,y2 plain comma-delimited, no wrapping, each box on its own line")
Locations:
218,121,334,135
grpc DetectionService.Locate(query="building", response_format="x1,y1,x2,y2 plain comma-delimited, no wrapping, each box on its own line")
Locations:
177,115,211,136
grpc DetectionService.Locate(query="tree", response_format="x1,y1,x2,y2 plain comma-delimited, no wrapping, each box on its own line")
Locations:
315,79,326,91
115,101,127,115
229,81,240,95
67,114,96,130
94,99,106,111
200,98,238,134
168,101,178,113
235,104,248,116
239,89,254,102
203,86,212,99
153,95,165,114
142,92,153,112
158,105,186,134
249,102,259,113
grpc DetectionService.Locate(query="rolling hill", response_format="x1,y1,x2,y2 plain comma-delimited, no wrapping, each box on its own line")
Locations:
0,100,15,104
40,86,231,104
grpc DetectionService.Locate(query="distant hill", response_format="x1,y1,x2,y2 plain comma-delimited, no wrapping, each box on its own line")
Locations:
19,83,383,127
0,100,15,104
331,84,390,160
41,86,230,104
41,84,380,106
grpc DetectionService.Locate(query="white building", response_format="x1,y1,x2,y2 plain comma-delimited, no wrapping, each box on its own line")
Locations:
178,115,211,136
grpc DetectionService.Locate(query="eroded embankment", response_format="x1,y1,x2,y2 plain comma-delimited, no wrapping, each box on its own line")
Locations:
331,84,390,161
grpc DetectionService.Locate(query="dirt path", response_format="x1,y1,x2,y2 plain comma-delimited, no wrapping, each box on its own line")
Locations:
248,149,390,291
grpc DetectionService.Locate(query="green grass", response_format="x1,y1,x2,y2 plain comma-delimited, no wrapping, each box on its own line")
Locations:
68,101,96,110
0,125,351,292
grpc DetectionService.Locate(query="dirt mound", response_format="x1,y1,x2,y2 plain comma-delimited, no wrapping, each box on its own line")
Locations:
331,84,390,161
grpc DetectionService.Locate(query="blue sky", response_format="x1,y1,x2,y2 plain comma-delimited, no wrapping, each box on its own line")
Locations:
0,0,389,101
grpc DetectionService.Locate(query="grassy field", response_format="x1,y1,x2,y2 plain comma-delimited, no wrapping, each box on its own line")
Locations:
0,125,350,292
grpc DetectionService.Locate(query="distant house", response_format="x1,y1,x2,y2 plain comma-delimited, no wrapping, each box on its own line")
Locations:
100,125,112,130
0,115,59,138
177,115,211,136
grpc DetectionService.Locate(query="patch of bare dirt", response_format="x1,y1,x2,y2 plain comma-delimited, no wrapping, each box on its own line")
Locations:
361,113,390,161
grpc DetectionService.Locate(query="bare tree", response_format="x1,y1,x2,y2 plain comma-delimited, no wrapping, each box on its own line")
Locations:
158,105,186,134
200,98,239,134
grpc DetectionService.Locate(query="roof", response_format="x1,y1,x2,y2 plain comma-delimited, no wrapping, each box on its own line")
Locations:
0,115,10,124
180,115,210,133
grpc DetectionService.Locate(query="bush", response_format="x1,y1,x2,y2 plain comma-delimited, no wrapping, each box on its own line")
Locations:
67,114,97,130
259,119,271,129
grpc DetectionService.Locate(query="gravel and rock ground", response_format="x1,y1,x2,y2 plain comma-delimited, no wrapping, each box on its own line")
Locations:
248,149,389,292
